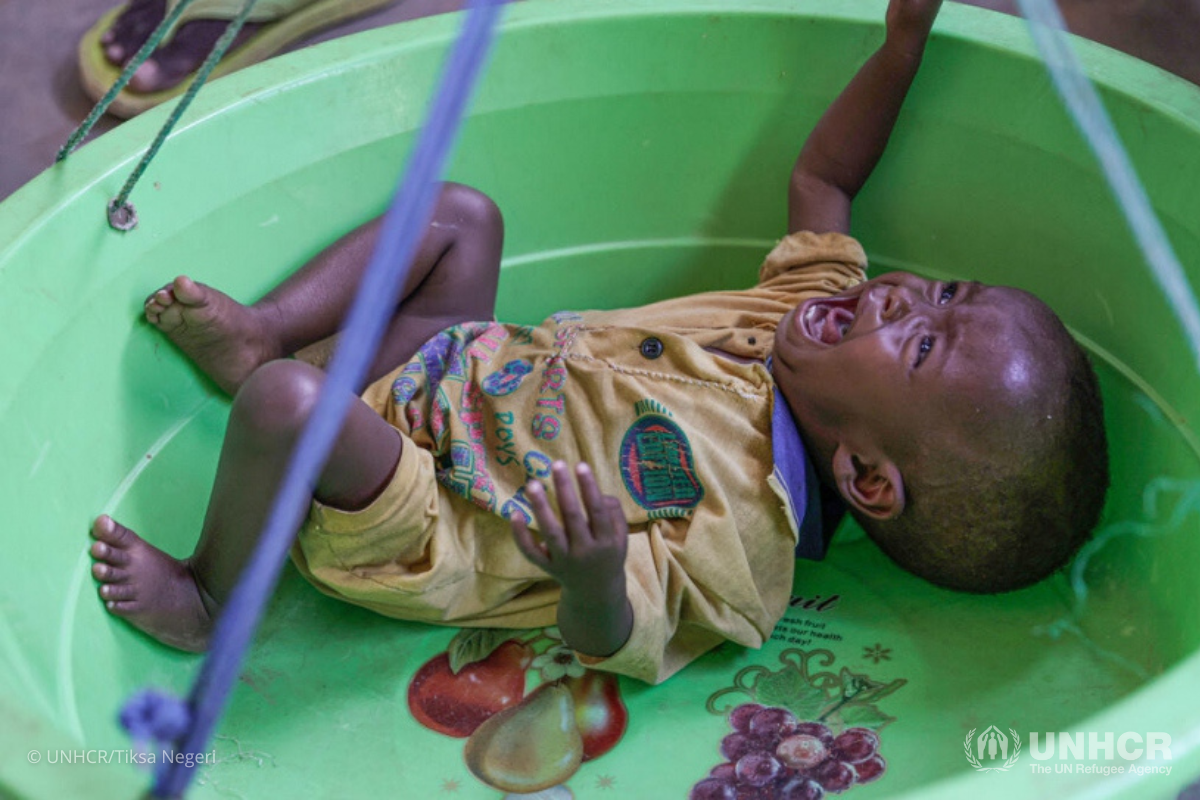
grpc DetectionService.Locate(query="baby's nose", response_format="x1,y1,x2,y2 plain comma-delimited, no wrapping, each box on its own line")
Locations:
880,287,912,321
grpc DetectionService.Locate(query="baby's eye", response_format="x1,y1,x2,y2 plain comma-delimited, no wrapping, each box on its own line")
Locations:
938,282,959,304
915,336,934,367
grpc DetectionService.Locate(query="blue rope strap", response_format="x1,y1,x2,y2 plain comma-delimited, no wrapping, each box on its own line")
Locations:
120,689,192,750
116,1,507,796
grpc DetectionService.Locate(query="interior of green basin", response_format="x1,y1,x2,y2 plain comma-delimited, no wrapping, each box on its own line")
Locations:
3,1,1200,798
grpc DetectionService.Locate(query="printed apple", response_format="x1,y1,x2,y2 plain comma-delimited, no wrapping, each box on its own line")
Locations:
564,670,628,760
407,640,533,737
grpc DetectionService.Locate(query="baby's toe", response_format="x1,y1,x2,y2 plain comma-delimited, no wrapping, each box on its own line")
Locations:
170,276,205,306
90,540,131,566
144,286,173,309
152,290,176,311
155,304,185,330
100,583,136,602
91,515,133,546
91,561,126,582
105,600,138,615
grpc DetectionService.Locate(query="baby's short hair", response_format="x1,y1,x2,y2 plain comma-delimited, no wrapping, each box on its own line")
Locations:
860,329,1109,594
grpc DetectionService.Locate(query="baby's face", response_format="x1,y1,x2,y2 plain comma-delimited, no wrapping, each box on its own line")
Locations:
771,271,1063,473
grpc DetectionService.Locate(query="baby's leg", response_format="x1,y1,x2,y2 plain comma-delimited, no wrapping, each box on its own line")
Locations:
91,360,401,651
145,182,503,394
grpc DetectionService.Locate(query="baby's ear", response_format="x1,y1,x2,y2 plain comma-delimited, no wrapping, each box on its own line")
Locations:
831,444,906,520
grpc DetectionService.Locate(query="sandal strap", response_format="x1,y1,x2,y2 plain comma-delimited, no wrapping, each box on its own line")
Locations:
164,0,321,31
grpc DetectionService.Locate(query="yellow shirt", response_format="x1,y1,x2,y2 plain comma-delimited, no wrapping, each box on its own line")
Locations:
326,231,866,683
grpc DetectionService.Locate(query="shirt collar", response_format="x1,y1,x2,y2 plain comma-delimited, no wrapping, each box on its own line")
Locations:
771,384,828,561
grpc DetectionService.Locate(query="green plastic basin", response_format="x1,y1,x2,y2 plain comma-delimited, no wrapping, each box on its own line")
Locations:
2,1,1199,797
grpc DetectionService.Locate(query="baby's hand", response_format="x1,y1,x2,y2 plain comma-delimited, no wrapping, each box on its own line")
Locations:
886,0,943,54
511,461,629,594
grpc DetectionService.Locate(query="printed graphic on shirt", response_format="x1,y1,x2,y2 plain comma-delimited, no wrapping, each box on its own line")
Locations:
436,380,499,512
393,321,511,435
390,322,509,513
482,359,533,397
438,439,499,511
429,388,452,452
522,450,553,480
619,399,704,519
417,329,460,386
499,493,532,525
401,321,509,397
497,449,554,521
510,325,535,346
493,411,520,468
550,310,583,324
530,327,574,442
391,362,425,407
492,406,555,525
464,323,507,365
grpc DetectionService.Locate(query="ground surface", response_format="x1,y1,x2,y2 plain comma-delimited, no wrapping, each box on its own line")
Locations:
0,0,464,200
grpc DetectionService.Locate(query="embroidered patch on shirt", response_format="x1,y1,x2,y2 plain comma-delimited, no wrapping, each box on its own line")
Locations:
619,399,704,519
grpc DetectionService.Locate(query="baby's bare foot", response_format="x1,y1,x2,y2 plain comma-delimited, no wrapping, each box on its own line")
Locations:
145,276,280,395
90,515,215,653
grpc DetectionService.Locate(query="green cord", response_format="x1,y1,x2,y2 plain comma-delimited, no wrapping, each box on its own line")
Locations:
108,0,262,229
56,0,200,162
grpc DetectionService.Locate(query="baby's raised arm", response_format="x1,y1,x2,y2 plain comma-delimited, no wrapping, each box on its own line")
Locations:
788,0,943,235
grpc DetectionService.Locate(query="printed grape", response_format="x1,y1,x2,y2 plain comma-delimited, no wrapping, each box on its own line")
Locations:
776,734,828,770
722,732,766,762
692,705,887,799
735,752,783,787
690,778,737,800
851,755,886,784
710,763,737,781
812,759,856,793
779,778,826,800
792,722,834,745
749,707,798,738
831,728,879,764
729,703,766,732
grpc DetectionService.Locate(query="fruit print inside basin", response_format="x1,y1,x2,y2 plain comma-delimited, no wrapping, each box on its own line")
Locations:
4,1,1200,799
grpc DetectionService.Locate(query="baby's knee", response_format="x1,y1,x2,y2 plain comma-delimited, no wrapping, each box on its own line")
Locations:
230,359,324,441
442,182,503,236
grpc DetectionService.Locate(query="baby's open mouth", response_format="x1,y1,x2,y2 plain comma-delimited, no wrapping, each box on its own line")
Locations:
802,296,859,344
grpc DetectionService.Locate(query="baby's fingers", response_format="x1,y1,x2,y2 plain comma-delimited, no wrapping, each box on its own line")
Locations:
511,513,551,570
575,463,621,541
601,497,630,549
526,480,567,555
575,462,605,514
551,461,592,547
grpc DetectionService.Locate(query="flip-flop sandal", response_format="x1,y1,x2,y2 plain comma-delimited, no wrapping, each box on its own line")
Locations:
78,0,403,119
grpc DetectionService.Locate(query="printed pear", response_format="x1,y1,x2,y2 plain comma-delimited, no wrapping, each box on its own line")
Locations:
463,683,584,792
